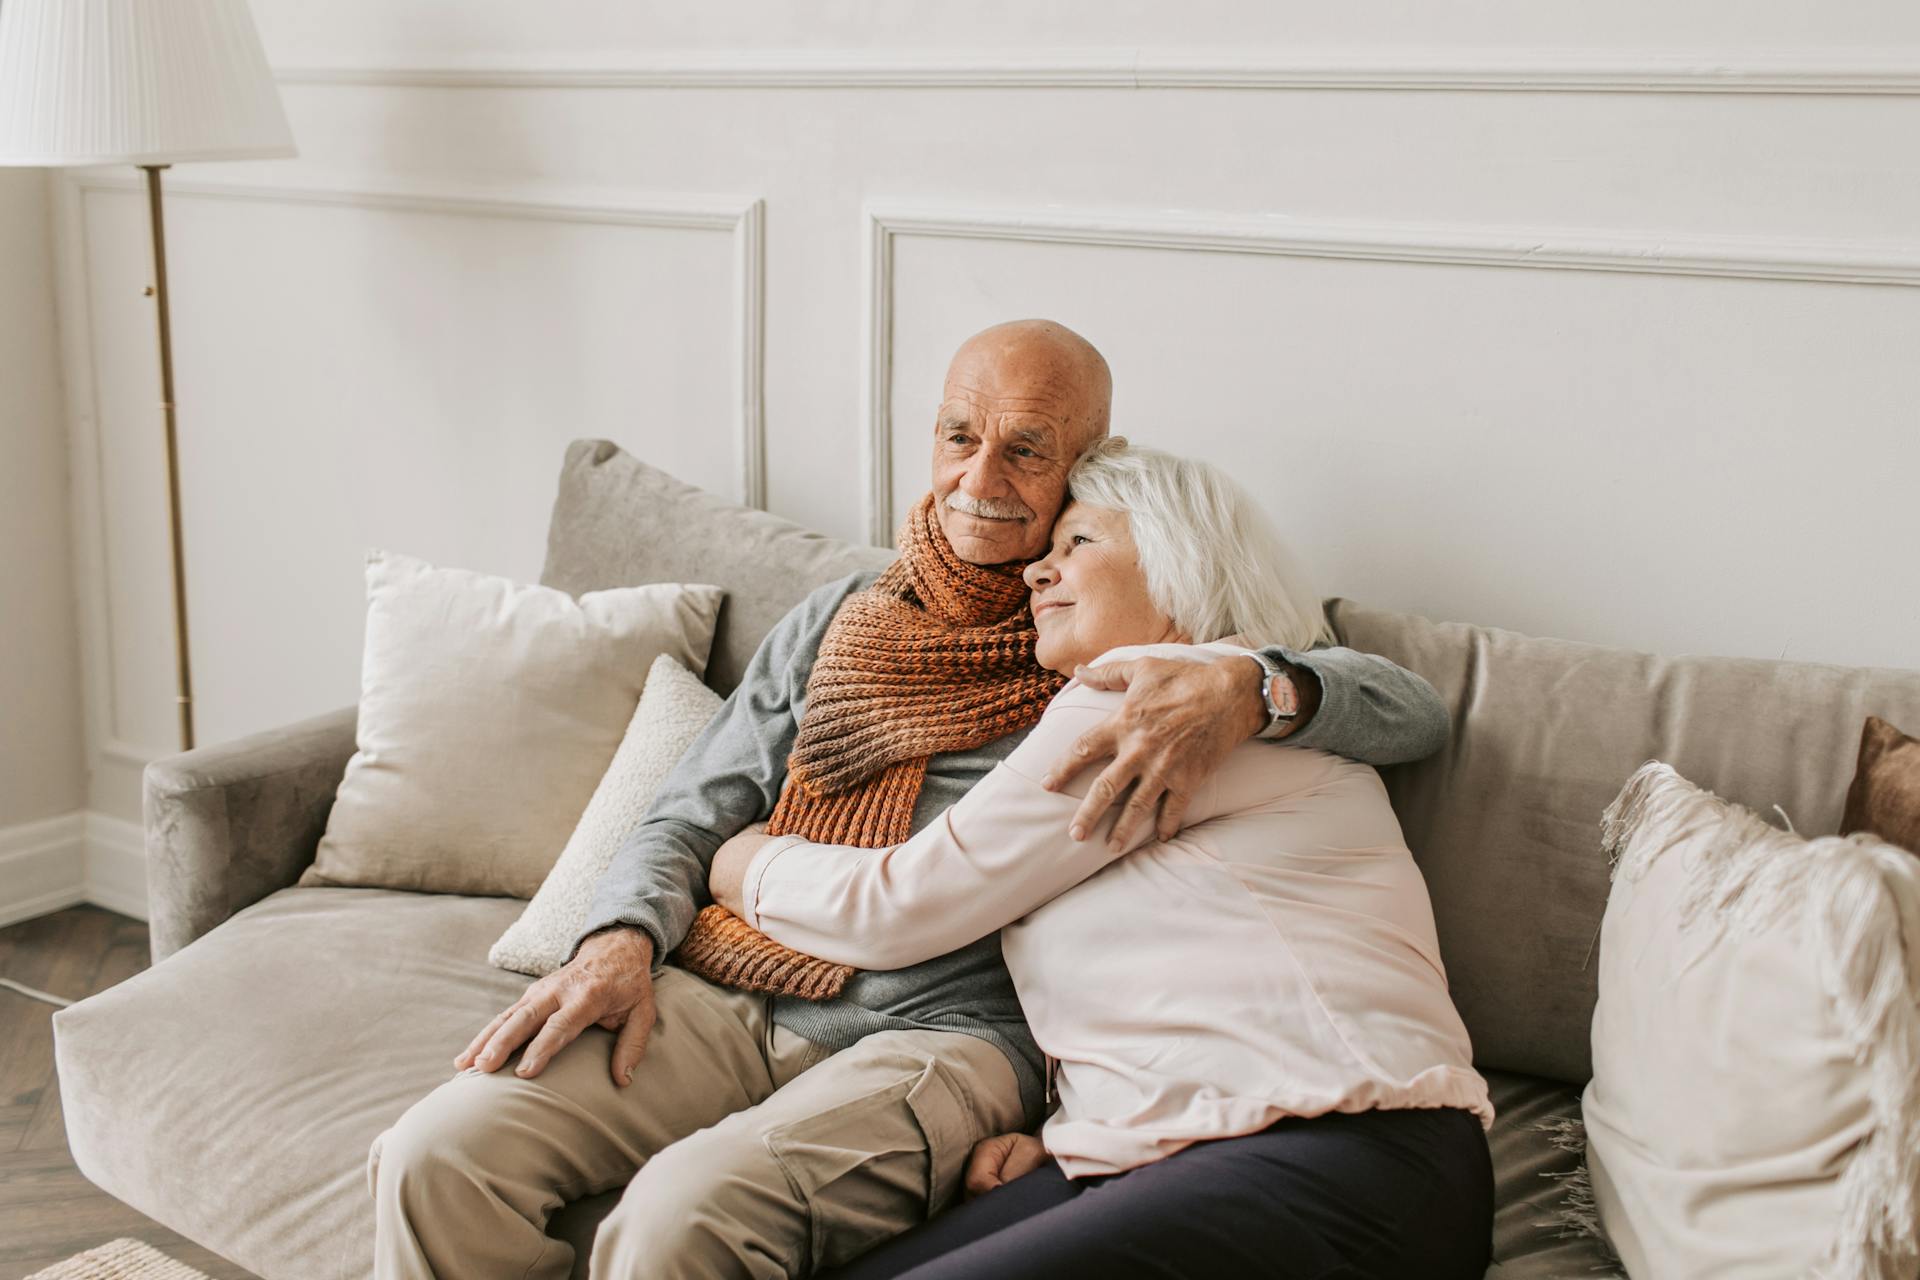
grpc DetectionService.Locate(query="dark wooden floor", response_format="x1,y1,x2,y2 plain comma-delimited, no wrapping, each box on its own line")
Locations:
0,905,259,1280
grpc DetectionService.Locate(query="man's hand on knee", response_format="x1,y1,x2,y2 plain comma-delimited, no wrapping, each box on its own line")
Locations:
455,926,659,1087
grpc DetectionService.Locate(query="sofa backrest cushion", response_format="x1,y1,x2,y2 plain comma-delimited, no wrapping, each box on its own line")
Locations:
540,440,896,694
1329,598,1920,1085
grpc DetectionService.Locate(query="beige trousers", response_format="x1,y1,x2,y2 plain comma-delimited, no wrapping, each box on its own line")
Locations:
367,967,1024,1280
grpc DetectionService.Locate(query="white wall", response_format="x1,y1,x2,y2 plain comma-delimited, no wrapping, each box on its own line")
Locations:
49,3,1920,843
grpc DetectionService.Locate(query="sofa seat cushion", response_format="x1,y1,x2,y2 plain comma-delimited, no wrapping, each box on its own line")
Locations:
1484,1070,1623,1279
52,887,615,1280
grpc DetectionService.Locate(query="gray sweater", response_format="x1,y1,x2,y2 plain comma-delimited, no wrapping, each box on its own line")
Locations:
574,571,1450,1123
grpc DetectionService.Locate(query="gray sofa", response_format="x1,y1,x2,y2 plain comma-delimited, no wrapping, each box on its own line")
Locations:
53,438,1920,1279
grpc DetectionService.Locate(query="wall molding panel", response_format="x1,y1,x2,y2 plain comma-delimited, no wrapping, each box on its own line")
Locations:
274,48,1920,95
58,172,765,770
52,173,144,795
69,172,767,503
860,201,1920,541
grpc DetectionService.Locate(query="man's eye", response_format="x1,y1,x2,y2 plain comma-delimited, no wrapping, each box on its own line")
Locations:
1071,534,1091,546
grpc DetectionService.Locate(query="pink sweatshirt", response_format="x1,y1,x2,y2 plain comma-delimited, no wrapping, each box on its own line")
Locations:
740,641,1495,1178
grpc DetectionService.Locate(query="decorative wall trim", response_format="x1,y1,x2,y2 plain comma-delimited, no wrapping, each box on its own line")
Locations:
861,201,1920,541
734,198,767,510
50,174,141,794
70,172,765,499
274,48,1920,96
60,172,765,766
860,201,896,554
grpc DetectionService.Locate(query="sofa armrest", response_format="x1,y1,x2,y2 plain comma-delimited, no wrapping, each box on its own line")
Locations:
141,703,359,963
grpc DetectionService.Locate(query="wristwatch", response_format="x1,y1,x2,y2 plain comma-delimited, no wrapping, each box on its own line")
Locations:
1243,650,1300,729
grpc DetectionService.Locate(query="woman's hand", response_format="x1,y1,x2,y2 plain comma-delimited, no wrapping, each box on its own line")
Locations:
708,822,773,916
964,1131,1051,1199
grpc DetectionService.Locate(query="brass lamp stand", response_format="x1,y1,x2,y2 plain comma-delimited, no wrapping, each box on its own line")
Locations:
143,163,196,750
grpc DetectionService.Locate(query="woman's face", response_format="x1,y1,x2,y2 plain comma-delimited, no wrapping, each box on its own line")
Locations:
1022,501,1187,675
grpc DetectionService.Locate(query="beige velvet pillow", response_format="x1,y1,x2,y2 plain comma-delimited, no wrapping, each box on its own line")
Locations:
300,549,723,898
1583,762,1920,1279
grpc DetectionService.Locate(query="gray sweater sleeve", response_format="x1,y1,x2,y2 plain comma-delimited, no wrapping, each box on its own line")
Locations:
568,572,874,963
1252,644,1451,766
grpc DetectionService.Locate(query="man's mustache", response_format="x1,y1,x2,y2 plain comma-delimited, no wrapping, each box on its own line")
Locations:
945,492,1034,522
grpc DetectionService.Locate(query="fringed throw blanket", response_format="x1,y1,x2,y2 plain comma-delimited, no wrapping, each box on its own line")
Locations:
674,492,1065,1000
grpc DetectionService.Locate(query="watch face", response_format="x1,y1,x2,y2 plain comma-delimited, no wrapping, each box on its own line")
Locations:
1267,673,1299,719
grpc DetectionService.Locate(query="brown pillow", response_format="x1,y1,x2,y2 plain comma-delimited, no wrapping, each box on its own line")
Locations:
1840,716,1920,854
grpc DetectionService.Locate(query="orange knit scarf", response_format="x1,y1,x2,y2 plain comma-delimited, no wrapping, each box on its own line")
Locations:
673,492,1065,999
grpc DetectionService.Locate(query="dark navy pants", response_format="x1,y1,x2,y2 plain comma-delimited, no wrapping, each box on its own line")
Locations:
826,1106,1494,1280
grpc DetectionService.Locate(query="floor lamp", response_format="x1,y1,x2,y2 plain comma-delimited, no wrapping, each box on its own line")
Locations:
0,0,296,751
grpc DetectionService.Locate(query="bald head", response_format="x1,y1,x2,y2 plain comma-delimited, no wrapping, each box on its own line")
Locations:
931,319,1114,564
949,319,1112,450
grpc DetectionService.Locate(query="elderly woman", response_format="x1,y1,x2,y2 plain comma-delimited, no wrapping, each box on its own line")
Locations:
708,439,1494,1280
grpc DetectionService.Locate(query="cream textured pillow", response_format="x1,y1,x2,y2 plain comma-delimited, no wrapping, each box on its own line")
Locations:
490,653,723,976
300,549,723,899
1583,762,1920,1280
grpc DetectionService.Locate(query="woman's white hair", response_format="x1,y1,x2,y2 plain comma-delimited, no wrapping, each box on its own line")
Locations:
1065,437,1334,652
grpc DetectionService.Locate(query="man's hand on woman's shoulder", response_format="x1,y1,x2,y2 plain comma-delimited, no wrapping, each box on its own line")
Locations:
1042,651,1317,851
454,924,659,1088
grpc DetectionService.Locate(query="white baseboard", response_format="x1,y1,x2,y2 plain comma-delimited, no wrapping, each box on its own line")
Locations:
83,812,148,921
0,810,148,928
0,813,89,928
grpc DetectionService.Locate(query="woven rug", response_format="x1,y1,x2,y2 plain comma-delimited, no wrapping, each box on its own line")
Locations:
24,1238,214,1280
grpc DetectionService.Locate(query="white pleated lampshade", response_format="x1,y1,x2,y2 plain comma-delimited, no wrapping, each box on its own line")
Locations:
0,0,295,166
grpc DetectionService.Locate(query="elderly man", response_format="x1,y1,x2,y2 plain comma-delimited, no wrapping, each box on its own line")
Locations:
368,319,1448,1279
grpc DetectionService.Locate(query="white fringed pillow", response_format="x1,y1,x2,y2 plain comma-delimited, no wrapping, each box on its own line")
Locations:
301,550,722,900
490,653,723,976
1583,762,1920,1280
